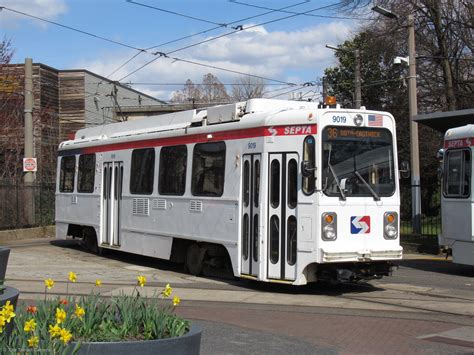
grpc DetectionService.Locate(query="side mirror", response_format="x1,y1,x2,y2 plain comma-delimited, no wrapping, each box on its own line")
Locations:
436,149,444,162
400,160,410,179
301,160,315,178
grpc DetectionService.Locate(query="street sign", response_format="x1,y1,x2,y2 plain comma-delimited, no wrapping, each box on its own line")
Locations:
23,158,37,172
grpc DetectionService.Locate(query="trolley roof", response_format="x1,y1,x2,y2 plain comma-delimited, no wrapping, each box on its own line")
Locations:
58,99,392,151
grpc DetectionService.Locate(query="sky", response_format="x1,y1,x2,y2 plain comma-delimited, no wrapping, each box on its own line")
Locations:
0,0,372,101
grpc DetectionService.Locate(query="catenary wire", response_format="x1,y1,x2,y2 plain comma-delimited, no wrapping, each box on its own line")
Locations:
108,0,311,79
127,0,229,26
229,0,373,20
0,6,145,52
118,1,345,81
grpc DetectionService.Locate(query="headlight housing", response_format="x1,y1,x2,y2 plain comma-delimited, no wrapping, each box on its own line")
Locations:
322,212,337,241
384,212,398,239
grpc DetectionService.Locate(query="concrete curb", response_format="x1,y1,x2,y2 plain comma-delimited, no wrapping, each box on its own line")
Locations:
0,226,55,244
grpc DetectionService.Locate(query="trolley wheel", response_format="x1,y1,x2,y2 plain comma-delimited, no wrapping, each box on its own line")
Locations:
186,243,205,276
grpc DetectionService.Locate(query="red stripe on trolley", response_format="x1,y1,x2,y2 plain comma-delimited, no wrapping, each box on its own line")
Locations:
444,136,473,149
77,124,317,154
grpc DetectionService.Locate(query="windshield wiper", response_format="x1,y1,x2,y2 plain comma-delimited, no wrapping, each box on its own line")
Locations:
325,144,346,200
328,163,346,200
354,170,380,201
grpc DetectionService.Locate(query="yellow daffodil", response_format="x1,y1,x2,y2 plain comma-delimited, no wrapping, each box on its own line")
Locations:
44,278,54,290
0,301,15,323
68,271,77,283
24,318,37,332
2,301,14,314
27,335,39,348
95,279,102,287
49,324,61,338
173,296,181,307
55,308,67,324
162,283,172,298
74,304,85,319
137,275,146,287
0,316,6,334
59,328,73,344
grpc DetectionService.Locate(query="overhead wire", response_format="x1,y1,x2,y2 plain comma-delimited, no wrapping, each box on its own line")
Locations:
1,4,300,87
229,0,373,21
126,0,228,26
108,0,312,79
117,1,346,81
0,6,145,52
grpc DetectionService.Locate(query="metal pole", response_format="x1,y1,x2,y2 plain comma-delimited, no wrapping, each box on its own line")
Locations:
354,49,362,109
24,58,35,183
24,58,36,226
407,15,422,234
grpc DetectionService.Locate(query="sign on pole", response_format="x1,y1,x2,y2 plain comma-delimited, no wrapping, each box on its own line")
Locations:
23,157,37,172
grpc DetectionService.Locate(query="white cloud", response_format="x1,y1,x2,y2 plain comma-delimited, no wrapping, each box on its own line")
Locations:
0,0,67,28
76,21,356,101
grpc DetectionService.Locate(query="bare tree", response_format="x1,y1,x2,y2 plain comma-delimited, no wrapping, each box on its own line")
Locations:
170,79,202,104
0,37,14,64
200,73,229,103
231,76,266,101
170,73,230,104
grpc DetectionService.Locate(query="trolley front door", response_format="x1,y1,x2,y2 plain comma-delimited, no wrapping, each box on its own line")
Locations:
267,153,298,281
241,154,261,276
101,162,123,247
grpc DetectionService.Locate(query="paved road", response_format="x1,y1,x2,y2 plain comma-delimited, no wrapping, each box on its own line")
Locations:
3,238,474,354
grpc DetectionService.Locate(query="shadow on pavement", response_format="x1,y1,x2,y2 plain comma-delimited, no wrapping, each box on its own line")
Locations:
49,239,385,296
400,258,474,277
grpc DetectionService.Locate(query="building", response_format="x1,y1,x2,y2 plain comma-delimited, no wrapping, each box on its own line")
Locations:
0,61,165,182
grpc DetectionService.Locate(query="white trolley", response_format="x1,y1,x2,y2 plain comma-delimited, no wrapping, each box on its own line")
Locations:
439,124,473,266
56,99,402,285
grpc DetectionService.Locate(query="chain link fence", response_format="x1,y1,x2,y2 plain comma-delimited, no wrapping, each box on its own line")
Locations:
0,181,55,231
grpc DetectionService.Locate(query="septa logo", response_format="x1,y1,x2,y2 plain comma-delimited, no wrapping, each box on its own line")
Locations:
351,216,370,234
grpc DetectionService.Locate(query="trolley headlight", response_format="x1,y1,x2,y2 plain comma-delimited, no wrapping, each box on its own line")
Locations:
322,212,337,241
384,212,398,239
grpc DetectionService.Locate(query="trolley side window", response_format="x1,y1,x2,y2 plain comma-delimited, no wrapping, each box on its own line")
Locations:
444,149,471,198
159,145,187,195
59,156,76,193
302,135,316,195
130,148,155,195
77,154,96,193
192,142,226,197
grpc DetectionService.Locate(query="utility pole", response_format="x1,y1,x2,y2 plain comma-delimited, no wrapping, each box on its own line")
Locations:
354,49,362,109
24,58,35,184
372,6,422,235
407,15,422,234
24,58,36,225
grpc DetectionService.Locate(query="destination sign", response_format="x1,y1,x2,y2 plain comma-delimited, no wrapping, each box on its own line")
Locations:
323,127,385,140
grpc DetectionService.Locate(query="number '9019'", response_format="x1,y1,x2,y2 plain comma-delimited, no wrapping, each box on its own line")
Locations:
332,116,347,123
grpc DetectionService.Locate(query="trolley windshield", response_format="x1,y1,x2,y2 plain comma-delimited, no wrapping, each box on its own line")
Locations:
322,126,395,199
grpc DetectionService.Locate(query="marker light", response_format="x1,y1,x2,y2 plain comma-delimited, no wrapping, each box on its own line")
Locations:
322,212,337,241
324,214,334,224
325,96,337,105
386,213,395,224
384,212,398,239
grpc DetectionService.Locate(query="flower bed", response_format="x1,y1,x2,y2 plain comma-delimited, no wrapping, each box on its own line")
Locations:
0,272,200,354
